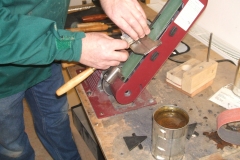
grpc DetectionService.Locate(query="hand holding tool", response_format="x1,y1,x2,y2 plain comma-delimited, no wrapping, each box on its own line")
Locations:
58,33,160,96
121,32,161,55
101,0,208,104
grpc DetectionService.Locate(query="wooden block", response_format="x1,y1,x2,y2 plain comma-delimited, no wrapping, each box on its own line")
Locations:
166,58,201,88
166,79,213,97
166,58,218,96
181,59,218,93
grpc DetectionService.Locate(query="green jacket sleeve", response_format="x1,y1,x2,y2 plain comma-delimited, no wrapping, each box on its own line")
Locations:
0,4,85,65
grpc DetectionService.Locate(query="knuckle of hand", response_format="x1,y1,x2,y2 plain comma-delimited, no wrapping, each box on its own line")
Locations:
129,18,136,26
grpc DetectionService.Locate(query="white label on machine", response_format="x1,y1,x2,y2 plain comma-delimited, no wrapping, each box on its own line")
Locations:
174,0,204,31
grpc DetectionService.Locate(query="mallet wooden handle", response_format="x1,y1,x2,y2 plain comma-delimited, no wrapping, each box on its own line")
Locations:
56,67,96,96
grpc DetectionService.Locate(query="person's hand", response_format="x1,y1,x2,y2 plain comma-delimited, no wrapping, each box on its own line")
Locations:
79,32,129,69
100,0,150,40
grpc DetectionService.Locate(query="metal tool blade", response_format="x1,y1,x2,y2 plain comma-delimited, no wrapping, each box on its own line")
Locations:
130,36,161,55
121,33,161,55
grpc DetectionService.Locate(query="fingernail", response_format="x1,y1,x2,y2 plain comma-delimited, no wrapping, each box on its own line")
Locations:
140,34,145,38
146,28,151,34
134,37,139,41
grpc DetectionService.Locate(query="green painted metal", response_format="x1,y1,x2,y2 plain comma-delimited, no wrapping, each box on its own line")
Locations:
121,0,182,81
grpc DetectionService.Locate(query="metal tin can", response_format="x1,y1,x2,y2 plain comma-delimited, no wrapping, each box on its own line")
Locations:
151,105,189,160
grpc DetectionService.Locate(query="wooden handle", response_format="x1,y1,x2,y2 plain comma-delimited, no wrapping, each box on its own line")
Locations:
112,29,121,34
67,24,110,32
77,22,104,28
82,14,108,22
79,24,109,32
99,29,122,36
56,67,96,96
61,62,79,68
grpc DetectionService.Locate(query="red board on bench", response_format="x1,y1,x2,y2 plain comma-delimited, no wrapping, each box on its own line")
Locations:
77,69,156,119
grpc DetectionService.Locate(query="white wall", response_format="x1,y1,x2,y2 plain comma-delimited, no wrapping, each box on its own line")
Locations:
197,0,240,49
148,0,240,64
190,0,240,64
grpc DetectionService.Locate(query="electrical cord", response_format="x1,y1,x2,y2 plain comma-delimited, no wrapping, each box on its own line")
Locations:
168,57,186,64
168,57,236,65
216,59,236,65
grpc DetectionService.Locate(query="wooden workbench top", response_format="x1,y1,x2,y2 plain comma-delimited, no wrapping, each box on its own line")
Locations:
67,2,240,160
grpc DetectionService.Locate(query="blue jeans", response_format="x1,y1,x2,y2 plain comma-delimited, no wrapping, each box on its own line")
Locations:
0,63,81,160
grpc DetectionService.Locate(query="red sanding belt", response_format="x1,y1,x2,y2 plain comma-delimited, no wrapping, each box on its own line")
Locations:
217,108,240,145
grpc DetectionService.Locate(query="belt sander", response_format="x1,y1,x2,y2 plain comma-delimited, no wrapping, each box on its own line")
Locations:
57,0,208,118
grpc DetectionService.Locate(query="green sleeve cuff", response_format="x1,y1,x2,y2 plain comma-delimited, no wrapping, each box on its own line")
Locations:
54,30,86,62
